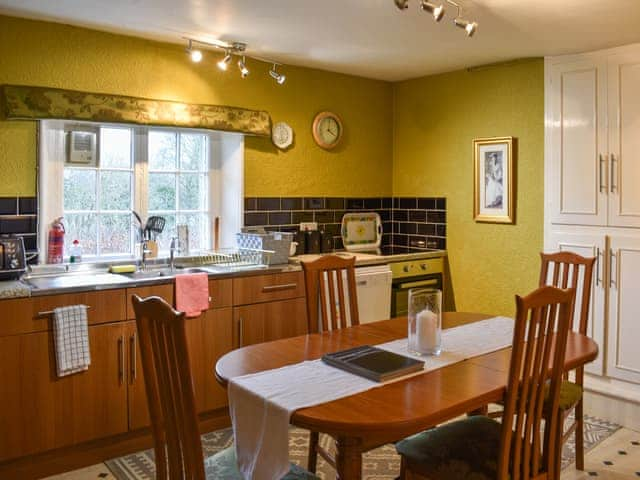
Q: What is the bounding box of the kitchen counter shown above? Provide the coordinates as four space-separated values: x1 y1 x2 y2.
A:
0 249 447 299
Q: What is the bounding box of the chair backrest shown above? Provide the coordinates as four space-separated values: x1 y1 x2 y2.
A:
497 286 575 480
539 251 596 335
132 295 205 480
301 255 359 333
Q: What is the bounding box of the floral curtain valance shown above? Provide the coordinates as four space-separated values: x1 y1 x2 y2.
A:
0 84 271 136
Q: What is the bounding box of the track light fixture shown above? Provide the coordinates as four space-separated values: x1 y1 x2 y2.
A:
269 64 286 85
238 56 249 78
185 40 203 63
183 38 286 83
394 0 477 35
217 50 232 71
448 0 477 36
420 1 445 22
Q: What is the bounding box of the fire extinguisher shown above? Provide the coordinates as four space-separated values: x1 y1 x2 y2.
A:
47 217 65 264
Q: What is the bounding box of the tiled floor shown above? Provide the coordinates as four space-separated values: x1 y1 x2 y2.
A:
44 427 640 479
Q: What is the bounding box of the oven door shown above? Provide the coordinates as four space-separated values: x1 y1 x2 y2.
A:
391 274 443 318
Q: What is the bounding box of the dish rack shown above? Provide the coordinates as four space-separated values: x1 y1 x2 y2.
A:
175 248 272 269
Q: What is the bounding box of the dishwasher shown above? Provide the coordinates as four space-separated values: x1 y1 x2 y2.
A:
353 264 393 323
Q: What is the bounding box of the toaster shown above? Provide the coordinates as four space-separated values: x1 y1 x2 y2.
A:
0 236 27 280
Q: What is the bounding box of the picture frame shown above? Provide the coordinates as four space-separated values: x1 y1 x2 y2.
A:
473 136 515 224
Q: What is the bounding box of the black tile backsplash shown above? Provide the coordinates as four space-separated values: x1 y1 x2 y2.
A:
244 196 446 252
0 196 39 262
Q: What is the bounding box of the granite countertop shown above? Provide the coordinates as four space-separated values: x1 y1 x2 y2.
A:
0 249 447 299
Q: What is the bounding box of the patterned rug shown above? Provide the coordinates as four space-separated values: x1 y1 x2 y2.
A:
105 415 621 479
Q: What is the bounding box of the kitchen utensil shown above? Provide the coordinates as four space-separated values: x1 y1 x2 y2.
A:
132 211 145 241
289 241 298 256
145 216 166 237
214 216 220 251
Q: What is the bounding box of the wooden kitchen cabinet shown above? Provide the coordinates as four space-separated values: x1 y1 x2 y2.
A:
233 297 308 348
0 322 128 461
186 307 234 413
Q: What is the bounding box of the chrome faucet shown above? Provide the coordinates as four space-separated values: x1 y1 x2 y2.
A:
169 237 180 271
140 240 152 271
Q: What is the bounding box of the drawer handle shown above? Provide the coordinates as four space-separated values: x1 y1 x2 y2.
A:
262 283 297 293
37 305 93 317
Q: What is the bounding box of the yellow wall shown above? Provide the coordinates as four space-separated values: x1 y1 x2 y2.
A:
0 15 393 197
393 60 545 316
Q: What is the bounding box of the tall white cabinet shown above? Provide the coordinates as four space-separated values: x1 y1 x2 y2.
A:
545 44 640 414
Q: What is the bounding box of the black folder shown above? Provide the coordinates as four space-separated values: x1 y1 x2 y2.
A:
322 345 424 382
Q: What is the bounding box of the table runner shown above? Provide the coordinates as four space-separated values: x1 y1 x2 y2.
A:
228 316 514 480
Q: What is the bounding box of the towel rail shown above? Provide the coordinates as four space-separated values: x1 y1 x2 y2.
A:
37 305 92 317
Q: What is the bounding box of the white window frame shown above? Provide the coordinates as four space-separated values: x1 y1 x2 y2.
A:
38 120 244 263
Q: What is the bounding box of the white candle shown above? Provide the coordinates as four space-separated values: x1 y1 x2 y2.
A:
416 308 438 352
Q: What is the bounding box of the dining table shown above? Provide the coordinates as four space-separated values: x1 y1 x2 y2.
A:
215 312 599 480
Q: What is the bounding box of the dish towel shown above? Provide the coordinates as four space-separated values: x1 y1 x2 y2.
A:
53 305 91 377
175 272 210 317
228 316 515 480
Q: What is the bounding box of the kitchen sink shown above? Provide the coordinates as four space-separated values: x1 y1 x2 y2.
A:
119 266 208 280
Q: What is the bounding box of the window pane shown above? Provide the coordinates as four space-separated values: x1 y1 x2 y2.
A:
149 173 176 211
149 131 177 170
101 128 132 168
99 214 132 254
178 213 208 252
64 169 96 210
154 214 176 252
180 134 206 171
100 171 132 210
64 213 97 256
179 174 205 210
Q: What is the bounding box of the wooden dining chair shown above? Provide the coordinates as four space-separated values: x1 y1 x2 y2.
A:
300 255 359 473
396 285 575 480
539 251 596 473
131 295 318 480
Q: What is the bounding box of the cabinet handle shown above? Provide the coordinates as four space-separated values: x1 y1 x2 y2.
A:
610 249 618 289
238 317 244 348
262 283 297 293
599 154 608 193
596 248 603 286
117 336 124 384
610 154 618 193
37 305 92 317
130 333 137 383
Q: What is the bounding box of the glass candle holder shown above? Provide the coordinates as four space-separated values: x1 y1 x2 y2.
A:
408 288 442 356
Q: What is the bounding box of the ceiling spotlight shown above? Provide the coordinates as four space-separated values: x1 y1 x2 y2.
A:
238 56 249 78
454 17 477 36
217 50 232 71
185 40 203 63
394 0 409 10
420 1 445 22
269 64 286 85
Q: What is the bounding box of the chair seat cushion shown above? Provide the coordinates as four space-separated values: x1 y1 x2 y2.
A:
557 381 583 410
396 415 502 480
204 446 319 480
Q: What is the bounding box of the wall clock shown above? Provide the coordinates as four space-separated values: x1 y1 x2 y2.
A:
312 111 343 149
272 121 294 149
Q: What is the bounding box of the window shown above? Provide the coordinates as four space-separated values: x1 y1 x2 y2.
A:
63 128 134 257
40 120 244 263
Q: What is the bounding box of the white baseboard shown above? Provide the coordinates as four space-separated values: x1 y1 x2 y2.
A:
584 389 640 429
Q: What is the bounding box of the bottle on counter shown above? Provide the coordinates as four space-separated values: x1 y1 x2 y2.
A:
69 239 83 263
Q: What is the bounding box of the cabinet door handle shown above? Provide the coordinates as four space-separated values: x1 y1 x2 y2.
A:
238 317 244 348
610 249 618 289
610 154 618 193
596 248 603 286
130 333 137 383
599 154 608 193
262 283 297 293
117 336 124 384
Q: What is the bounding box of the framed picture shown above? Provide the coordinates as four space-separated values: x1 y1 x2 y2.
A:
473 136 515 224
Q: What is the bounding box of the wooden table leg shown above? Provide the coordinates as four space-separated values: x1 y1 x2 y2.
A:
335 436 363 480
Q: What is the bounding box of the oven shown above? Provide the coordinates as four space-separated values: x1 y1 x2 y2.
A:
389 257 444 318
